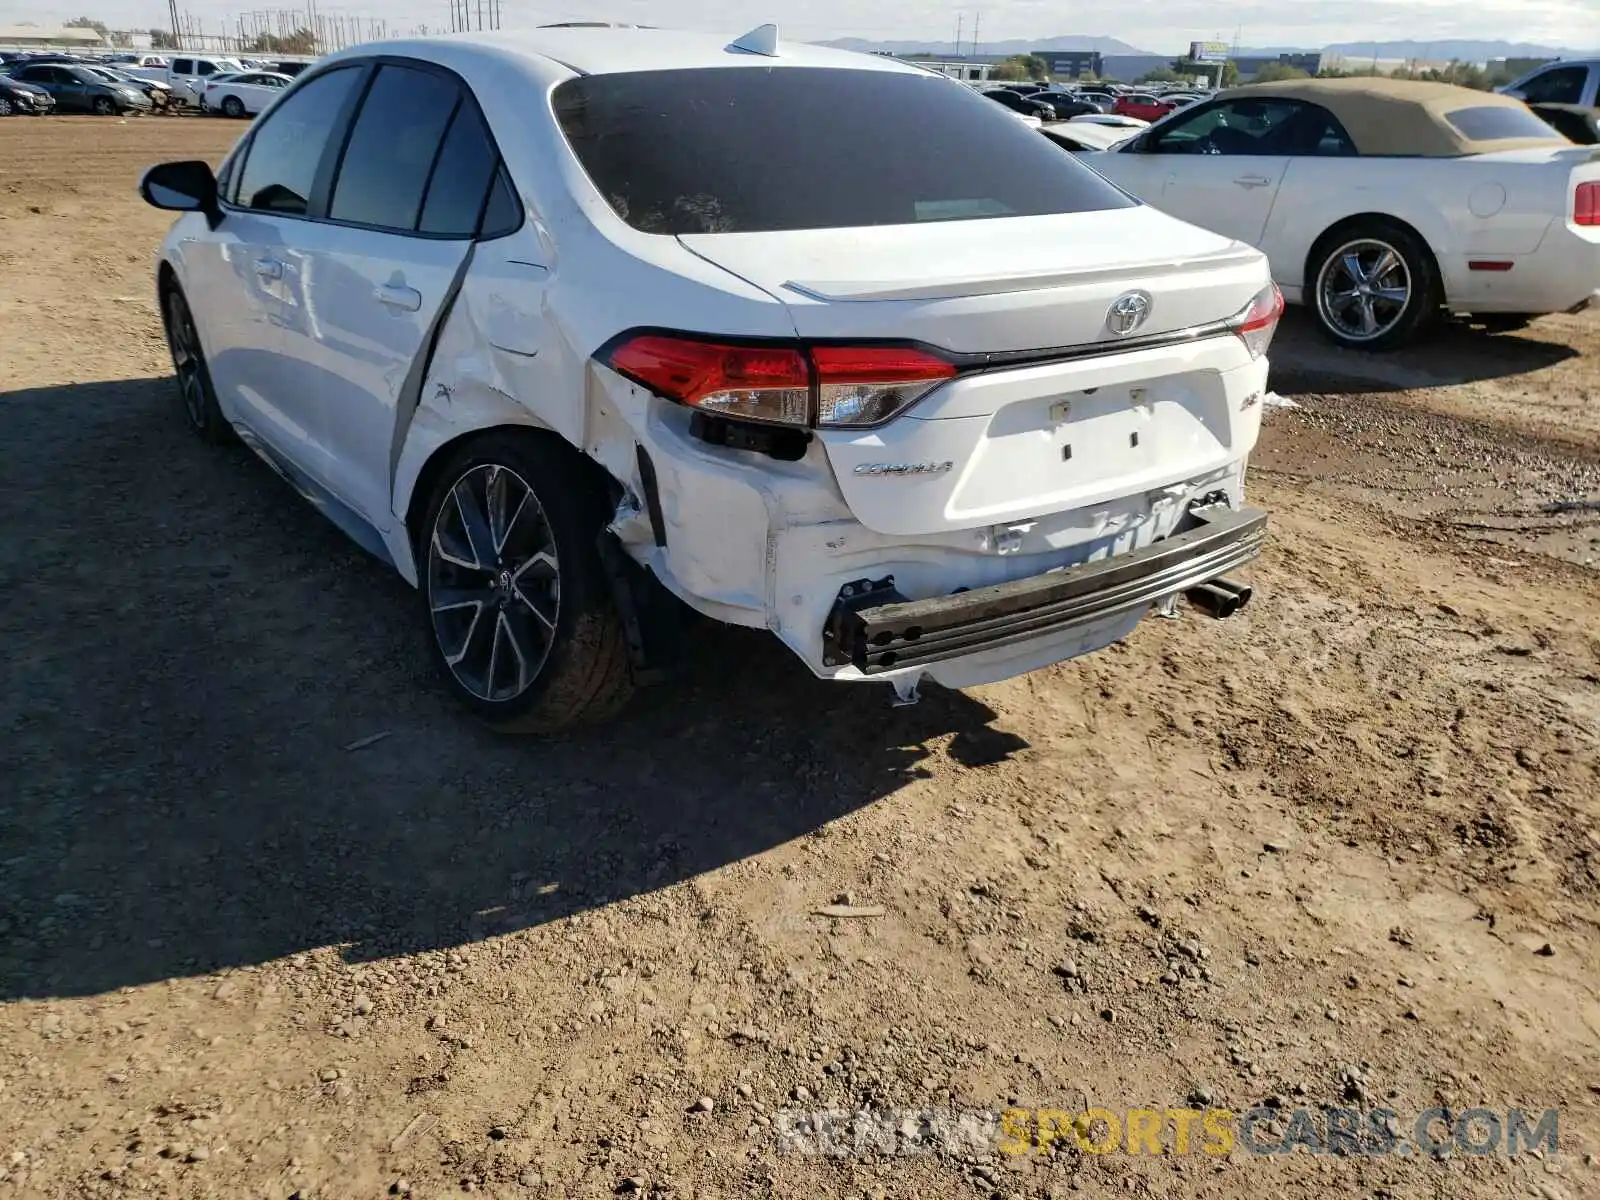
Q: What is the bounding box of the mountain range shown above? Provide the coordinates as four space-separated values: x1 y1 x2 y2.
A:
817 36 1596 61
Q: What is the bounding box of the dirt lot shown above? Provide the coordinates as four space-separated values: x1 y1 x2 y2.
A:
2 117 1598 1200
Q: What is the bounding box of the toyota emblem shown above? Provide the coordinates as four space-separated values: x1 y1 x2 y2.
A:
1106 291 1152 336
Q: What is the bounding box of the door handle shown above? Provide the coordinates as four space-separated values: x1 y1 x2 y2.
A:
374 284 422 312
253 258 282 279
1233 175 1273 189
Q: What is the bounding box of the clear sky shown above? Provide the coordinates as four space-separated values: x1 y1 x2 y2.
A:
6 0 1597 50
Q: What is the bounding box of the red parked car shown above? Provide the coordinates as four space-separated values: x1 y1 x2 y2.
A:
1112 92 1177 122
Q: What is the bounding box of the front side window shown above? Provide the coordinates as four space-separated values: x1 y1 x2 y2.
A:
329 64 460 230
196 61 216 76
235 66 361 215
1147 98 1307 154
1520 66 1586 105
173 58 192 74
553 67 1134 234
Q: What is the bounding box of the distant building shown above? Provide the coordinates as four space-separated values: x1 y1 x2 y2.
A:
0 24 109 49
1317 51 1472 76
881 53 994 83
1100 54 1175 82
1495 56 1557 79
1232 52 1322 81
1033 49 1102 79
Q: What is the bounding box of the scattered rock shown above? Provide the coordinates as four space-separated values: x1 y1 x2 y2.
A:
617 1176 647 1193
352 993 375 1016
317 1067 340 1082
1187 1085 1213 1107
814 904 885 919
1263 841 1291 854
792 1085 812 1102
1535 943 1555 957
690 1096 715 1113
185 1147 210 1163
1516 747 1542 771
735 1083 753 1100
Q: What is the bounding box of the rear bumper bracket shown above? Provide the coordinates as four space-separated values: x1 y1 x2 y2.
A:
821 502 1268 675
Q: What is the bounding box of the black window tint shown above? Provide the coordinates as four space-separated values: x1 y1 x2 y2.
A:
330 65 459 231
1520 66 1586 105
1445 105 1565 142
418 102 499 235
173 58 191 74
235 66 360 215
479 167 521 237
553 67 1134 234
196 61 215 76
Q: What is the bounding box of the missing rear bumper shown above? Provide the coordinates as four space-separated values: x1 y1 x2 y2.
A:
821 503 1267 674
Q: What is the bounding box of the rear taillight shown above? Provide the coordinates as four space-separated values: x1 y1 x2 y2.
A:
1576 181 1599 227
1228 283 1284 361
603 335 957 428
812 345 957 426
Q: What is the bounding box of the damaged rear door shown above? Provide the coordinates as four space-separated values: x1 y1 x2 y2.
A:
281 60 514 533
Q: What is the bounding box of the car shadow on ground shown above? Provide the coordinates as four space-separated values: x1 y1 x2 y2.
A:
1269 308 1580 395
0 377 1029 1001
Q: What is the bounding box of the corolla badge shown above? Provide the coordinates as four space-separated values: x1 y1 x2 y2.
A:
1106 290 1153 336
853 461 954 477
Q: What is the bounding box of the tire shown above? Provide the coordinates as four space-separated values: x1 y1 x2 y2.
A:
221 95 244 119
418 434 635 732
1307 219 1441 351
160 284 231 444
91 96 116 116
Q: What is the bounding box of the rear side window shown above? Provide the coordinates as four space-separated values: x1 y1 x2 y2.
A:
329 65 459 230
418 103 501 235
1445 105 1566 142
553 67 1135 234
235 66 361 214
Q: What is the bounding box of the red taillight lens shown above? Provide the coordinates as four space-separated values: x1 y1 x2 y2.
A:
1228 283 1284 361
604 335 958 428
812 345 957 427
606 334 810 426
1576 181 1599 227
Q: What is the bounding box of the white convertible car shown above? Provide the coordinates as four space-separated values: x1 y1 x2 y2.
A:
138 25 1278 729
1086 78 1600 348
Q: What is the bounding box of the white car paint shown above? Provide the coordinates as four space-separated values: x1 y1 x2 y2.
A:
1088 104 1600 318
201 70 293 114
148 26 1278 709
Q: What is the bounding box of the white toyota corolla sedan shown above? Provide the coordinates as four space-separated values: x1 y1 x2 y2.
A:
140 25 1279 731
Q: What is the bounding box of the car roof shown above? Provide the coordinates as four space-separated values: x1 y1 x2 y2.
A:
317 26 927 80
1215 76 1569 156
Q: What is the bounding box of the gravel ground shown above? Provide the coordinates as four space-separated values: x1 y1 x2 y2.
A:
2 117 1598 1200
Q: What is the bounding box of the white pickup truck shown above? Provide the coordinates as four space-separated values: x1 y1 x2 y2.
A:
123 54 247 105
1498 58 1600 109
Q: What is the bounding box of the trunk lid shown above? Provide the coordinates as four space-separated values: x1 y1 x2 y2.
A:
681 206 1274 538
678 206 1265 353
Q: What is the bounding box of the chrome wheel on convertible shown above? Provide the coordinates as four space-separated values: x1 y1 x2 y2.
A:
1316 239 1410 344
1307 220 1440 352
427 463 561 704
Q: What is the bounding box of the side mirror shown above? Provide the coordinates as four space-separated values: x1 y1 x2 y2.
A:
139 160 219 227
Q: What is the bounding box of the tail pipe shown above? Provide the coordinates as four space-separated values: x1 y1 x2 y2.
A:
1185 576 1254 619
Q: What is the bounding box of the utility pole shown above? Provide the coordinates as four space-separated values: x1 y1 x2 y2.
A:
954 13 962 59
972 11 980 59
167 0 182 48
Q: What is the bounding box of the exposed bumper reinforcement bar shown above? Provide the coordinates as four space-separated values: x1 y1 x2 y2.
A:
822 504 1268 675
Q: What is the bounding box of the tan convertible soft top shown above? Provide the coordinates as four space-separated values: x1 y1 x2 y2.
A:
1215 76 1568 156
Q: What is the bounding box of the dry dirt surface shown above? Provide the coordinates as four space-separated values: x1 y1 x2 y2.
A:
2 117 1599 1200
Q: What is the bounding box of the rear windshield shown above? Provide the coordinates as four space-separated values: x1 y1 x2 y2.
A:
1445 105 1564 142
552 67 1136 234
